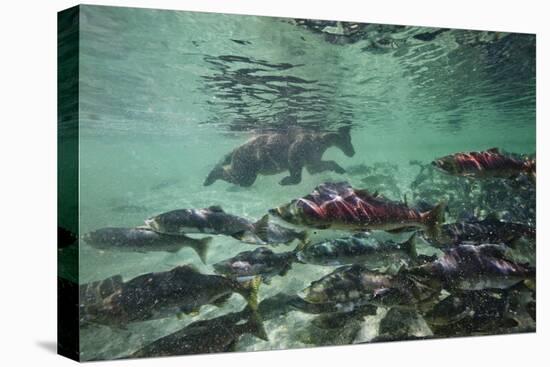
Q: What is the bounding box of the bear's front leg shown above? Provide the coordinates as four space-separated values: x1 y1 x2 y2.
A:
328 161 346 174
236 171 258 187
280 164 303 185
280 175 302 185
281 145 306 185
307 160 346 174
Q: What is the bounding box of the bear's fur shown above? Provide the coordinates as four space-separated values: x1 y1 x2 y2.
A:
204 127 355 187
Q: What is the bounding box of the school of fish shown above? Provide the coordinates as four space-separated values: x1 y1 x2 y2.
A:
79 147 536 360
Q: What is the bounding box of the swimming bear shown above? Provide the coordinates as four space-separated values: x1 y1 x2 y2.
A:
204 126 355 187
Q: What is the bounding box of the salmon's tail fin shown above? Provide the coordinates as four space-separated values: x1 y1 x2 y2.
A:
245 309 269 341
292 239 311 264
297 230 309 243
422 201 446 239
401 232 418 259
250 214 271 244
235 276 262 311
188 236 213 264
524 159 536 184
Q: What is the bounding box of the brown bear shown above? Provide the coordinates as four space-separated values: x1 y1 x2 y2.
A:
204 126 355 187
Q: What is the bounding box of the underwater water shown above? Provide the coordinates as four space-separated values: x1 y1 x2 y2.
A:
62 5 535 361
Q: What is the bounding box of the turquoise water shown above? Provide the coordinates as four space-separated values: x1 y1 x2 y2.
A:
70 5 535 360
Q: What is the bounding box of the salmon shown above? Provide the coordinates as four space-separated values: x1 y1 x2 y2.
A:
432 148 535 181
269 182 445 237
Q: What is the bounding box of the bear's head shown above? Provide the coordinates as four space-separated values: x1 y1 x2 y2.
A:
333 126 355 157
204 165 225 186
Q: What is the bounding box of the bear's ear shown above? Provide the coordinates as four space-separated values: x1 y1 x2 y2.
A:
338 126 351 136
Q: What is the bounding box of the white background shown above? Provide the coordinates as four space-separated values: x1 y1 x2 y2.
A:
0 0 547 365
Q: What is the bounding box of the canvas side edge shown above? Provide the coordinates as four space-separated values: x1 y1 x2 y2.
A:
57 5 81 362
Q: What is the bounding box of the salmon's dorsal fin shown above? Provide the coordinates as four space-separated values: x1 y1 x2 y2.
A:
208 205 225 213
108 274 124 285
478 244 508 259
232 231 265 245
355 188 375 198
253 215 270 239
483 212 501 223
486 147 501 154
176 264 201 274
212 293 232 307
279 263 292 277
